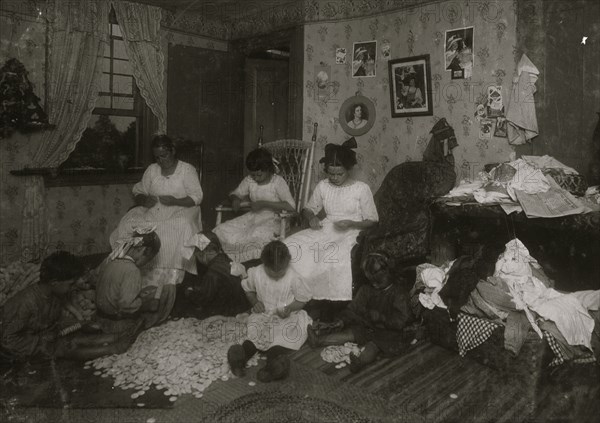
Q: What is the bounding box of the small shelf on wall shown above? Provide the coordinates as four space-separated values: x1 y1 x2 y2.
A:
10 167 145 187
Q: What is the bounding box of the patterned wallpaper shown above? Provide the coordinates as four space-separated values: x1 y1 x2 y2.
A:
0 130 137 264
302 0 518 192
0 5 224 265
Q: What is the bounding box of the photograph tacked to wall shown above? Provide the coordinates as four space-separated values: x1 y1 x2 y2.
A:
352 40 377 77
336 47 347 64
479 118 493 139
315 63 331 101
494 117 508 138
381 40 391 60
487 85 504 118
445 26 474 78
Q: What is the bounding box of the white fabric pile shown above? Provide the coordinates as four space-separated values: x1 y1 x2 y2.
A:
87 316 259 399
494 239 596 349
417 261 455 310
320 342 363 367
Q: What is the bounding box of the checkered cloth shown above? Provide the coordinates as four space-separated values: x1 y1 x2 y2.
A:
543 331 597 367
456 312 597 366
456 313 501 357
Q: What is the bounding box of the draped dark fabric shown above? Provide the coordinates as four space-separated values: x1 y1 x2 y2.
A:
353 120 458 286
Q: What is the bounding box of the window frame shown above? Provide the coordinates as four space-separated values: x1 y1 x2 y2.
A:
48 9 156 187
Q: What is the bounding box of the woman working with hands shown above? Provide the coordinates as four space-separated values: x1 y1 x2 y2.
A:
110 135 203 284
284 138 378 320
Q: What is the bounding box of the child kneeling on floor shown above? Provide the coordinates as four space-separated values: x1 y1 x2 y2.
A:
91 228 168 353
307 251 416 373
227 241 312 382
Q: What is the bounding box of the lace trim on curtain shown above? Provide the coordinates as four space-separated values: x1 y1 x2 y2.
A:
112 1 166 132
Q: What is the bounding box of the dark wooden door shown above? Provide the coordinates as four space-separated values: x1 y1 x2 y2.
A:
243 58 289 159
168 44 245 228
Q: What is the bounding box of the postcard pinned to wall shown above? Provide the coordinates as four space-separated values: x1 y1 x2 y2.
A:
487 86 504 118
445 26 474 79
479 118 493 139
315 63 331 101
335 47 346 64
494 117 508 138
381 40 391 60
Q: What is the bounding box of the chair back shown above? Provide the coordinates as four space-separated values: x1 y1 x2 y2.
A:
175 139 204 184
258 123 318 213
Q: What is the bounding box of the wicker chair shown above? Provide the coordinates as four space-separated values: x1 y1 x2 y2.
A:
215 123 317 239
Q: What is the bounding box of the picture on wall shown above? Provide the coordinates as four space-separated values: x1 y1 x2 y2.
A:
315 64 331 102
487 85 504 118
479 118 493 139
388 54 433 118
352 40 377 77
381 40 391 60
335 47 347 64
339 94 376 136
494 117 508 138
445 26 474 78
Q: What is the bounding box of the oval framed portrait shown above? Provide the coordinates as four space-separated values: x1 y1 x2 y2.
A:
339 95 376 137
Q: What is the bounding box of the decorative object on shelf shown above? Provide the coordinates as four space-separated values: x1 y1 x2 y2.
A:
388 54 433 118
339 93 376 137
0 58 51 138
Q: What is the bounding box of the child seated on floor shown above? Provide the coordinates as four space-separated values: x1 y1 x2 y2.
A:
307 251 416 373
0 251 85 362
227 241 312 382
175 231 251 318
0 251 141 362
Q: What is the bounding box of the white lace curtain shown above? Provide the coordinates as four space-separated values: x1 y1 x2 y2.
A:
112 1 166 132
21 0 166 257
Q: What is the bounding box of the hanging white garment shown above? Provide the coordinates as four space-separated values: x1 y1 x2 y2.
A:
505 54 540 145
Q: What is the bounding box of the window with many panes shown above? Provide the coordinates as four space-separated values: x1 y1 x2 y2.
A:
61 10 147 172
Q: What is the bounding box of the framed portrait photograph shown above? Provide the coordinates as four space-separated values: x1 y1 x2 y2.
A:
445 26 474 78
352 40 377 78
339 94 376 136
388 55 433 118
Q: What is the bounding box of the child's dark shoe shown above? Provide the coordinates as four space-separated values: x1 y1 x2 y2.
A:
227 344 246 377
348 353 366 373
257 355 290 383
307 324 321 349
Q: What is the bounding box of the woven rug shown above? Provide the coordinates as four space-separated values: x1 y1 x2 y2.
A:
204 361 424 423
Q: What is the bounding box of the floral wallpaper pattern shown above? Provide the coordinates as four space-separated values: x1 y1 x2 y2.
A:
0 130 136 264
303 0 517 193
0 6 215 265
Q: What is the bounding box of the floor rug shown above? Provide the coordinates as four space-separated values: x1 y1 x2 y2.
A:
0 359 173 410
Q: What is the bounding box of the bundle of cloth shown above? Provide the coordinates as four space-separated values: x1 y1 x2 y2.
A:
446 155 589 206
411 239 600 365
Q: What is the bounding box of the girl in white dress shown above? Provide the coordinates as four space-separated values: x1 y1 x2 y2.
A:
284 139 378 311
227 241 312 382
214 149 295 263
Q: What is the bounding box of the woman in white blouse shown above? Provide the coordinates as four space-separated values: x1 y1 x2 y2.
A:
110 135 203 286
284 138 378 317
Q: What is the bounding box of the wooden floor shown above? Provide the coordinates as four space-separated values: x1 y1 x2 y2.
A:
289 341 600 423
3 340 598 423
